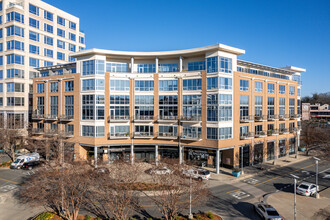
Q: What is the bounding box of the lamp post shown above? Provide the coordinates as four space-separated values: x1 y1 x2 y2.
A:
290 174 299 220
188 174 193 219
314 157 320 199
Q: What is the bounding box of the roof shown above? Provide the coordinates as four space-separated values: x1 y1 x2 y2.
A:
36 62 76 71
238 60 297 75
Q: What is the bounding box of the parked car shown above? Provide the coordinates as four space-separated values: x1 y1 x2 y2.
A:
297 182 319 196
10 153 40 169
21 161 40 170
150 166 172 175
254 202 283 220
182 168 210 180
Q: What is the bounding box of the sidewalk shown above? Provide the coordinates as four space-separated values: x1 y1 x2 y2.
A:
205 152 311 183
266 188 330 220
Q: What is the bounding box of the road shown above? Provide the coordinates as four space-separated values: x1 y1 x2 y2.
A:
0 158 329 220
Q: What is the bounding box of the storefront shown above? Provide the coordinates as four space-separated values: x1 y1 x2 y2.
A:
278 139 286 158
239 145 250 167
289 137 296 155
254 143 264 164
159 146 179 159
267 142 275 161
185 147 216 168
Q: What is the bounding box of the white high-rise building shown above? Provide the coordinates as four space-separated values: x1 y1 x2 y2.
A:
0 0 85 131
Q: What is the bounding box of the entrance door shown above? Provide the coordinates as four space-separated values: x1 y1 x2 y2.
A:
239 145 250 167
267 142 275 161
254 144 263 164
278 140 286 158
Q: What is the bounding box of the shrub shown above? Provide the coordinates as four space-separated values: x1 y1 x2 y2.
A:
207 211 214 219
35 212 54 220
195 215 202 219
85 216 92 220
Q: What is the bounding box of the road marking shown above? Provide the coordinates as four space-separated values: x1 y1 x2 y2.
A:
243 178 259 185
301 171 310 175
323 174 330 179
226 189 240 194
0 177 20 185
230 190 251 200
0 184 18 193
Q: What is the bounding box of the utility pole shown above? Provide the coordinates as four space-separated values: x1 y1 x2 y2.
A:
188 174 193 219
314 157 320 199
290 174 299 220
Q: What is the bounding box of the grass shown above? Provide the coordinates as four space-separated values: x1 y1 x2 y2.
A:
34 212 55 220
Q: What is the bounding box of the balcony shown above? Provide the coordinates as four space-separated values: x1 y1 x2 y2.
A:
134 132 154 139
157 132 178 139
268 115 279 121
108 115 131 122
32 114 44 120
59 115 74 122
134 115 154 122
32 128 44 135
279 114 285 121
157 115 178 122
44 129 58 137
61 131 74 138
240 115 254 123
240 132 254 140
295 114 301 119
284 114 290 120
279 128 289 134
254 115 267 122
44 115 58 121
289 114 296 120
108 132 130 139
289 128 295 133
180 116 202 123
255 131 267 138
267 129 279 136
180 133 202 141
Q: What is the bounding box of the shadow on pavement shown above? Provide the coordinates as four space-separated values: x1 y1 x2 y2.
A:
232 201 263 220
273 183 293 193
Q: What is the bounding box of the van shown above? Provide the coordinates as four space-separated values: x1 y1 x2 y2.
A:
10 153 40 169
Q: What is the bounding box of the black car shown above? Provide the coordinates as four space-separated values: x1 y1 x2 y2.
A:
21 161 40 170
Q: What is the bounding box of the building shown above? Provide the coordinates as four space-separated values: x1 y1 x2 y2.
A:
0 0 85 131
31 44 305 172
302 103 330 121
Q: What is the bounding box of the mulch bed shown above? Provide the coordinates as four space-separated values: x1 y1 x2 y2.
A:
0 160 12 168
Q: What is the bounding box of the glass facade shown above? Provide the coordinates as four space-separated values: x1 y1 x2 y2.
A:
207 77 232 90
207 56 232 73
159 80 178 91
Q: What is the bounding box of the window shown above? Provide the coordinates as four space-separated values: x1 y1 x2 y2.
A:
219 57 232 73
219 127 232 139
29 18 39 28
6 26 24 37
82 79 105 91
110 95 129 119
29 31 39 41
0 29 2 38
188 61 205 71
183 95 202 120
0 56 2 65
240 95 249 119
255 125 263 134
68 44 76 52
7 97 24 106
255 81 263 92
29 4 39 15
44 36 53 45
82 95 105 120
29 44 39 54
57 28 65 38
82 126 105 137
50 82 58 93
37 83 44 93
79 47 84 51
7 40 24 51
207 56 232 73
37 97 44 114
137 64 155 73
135 95 154 119
110 80 130 91
69 21 76 30
183 78 202 90
207 56 218 73
255 96 263 116
57 52 65 61
57 16 65 26
207 128 218 140
44 48 53 58
159 126 177 137
279 85 285 94
29 58 39 67
69 32 76 41
289 86 295 95
44 23 53 33
289 99 295 117
279 98 285 117
268 97 275 116
7 69 24 79
82 60 105 75
50 96 58 117
159 95 178 118
44 10 53 21
0 97 2 106
207 77 232 90
79 36 84 44
159 80 178 91
106 62 128 73
240 126 249 137
44 61 53 67
182 126 201 139
0 43 2 51
7 113 24 129
6 12 24 23
0 70 2 79
240 79 249 91
135 125 153 136
207 94 232 121
268 83 275 93
65 81 74 92
7 54 24 65
65 96 74 117
0 83 2 92
135 80 154 91
57 40 65 49
159 63 179 73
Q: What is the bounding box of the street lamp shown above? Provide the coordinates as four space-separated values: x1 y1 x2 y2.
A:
188 174 193 219
313 157 320 199
290 174 299 220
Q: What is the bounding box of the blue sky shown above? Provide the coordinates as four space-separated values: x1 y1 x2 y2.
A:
44 0 330 97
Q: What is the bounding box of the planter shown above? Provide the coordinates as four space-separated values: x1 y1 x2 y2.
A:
298 147 306 152
232 171 241 177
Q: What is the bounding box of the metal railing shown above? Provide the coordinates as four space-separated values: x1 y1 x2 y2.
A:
268 114 279 121
240 115 254 123
180 133 202 140
32 114 44 120
32 128 44 134
134 132 154 138
61 131 74 138
254 115 267 121
134 115 154 121
158 115 178 121
157 132 178 139
255 131 267 138
59 115 74 121
267 129 279 136
108 132 130 139
279 128 289 134
44 129 58 136
45 115 58 121
240 132 254 140
180 116 202 121
108 115 131 121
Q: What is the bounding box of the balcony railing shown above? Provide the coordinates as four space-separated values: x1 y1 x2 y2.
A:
61 131 74 138
240 132 254 140
134 115 154 121
289 128 295 133
44 129 58 137
240 115 254 123
289 114 295 120
32 128 44 135
279 114 285 120
59 115 74 122
284 114 290 120
180 116 202 122
134 132 154 138
180 133 202 141
108 132 130 139
279 128 289 134
267 129 279 136
295 114 301 119
108 115 131 122
268 114 279 121
158 115 178 121
45 115 58 121
32 114 44 120
157 132 178 139
254 115 267 122
255 131 267 138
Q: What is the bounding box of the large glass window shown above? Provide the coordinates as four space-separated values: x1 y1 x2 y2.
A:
7 83 24 92
44 36 53 45
7 69 24 79
279 85 285 94
82 79 105 91
268 97 275 116
183 78 202 90
182 126 201 139
7 97 24 106
289 98 295 117
7 54 24 65
106 62 128 73
110 125 129 137
7 40 24 51
57 52 65 61
37 97 44 114
240 95 249 119
207 56 232 73
7 113 24 129
82 60 105 75
159 80 178 91
219 127 232 139
44 10 53 21
50 96 58 117
207 94 232 122
29 31 39 41
57 28 65 38
65 96 74 117
82 126 105 137
240 79 249 91
183 95 202 120
50 82 58 93
207 56 218 73
135 95 154 119
65 81 74 92
29 58 39 67
188 61 205 71
255 81 263 92
82 95 104 120
135 125 153 136
29 44 39 54
135 80 154 91
110 79 130 91
44 23 53 33
44 48 53 58
110 95 130 119
279 98 285 117
29 4 39 15
255 96 263 116
57 16 65 26
159 126 177 137
137 64 155 73
207 77 232 90
68 44 76 52
268 83 275 93
37 84 44 93
6 11 24 23
207 127 218 140
6 26 24 37
57 40 65 49
289 86 295 95
29 17 39 28
159 95 178 119
159 63 178 72
69 32 76 41
69 21 76 30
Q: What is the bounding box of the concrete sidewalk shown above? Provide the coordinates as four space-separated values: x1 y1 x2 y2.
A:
266 188 330 220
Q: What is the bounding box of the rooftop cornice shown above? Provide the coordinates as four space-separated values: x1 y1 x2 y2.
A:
237 60 298 75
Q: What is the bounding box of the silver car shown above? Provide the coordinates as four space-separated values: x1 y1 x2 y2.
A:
297 182 318 197
254 202 283 220
150 166 172 175
182 168 211 180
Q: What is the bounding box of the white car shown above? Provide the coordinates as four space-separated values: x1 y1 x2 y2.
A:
182 168 210 180
150 166 172 175
254 202 283 220
297 182 319 196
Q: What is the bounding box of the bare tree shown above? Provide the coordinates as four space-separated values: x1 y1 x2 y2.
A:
143 159 209 220
0 128 24 161
20 162 92 220
85 161 141 220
